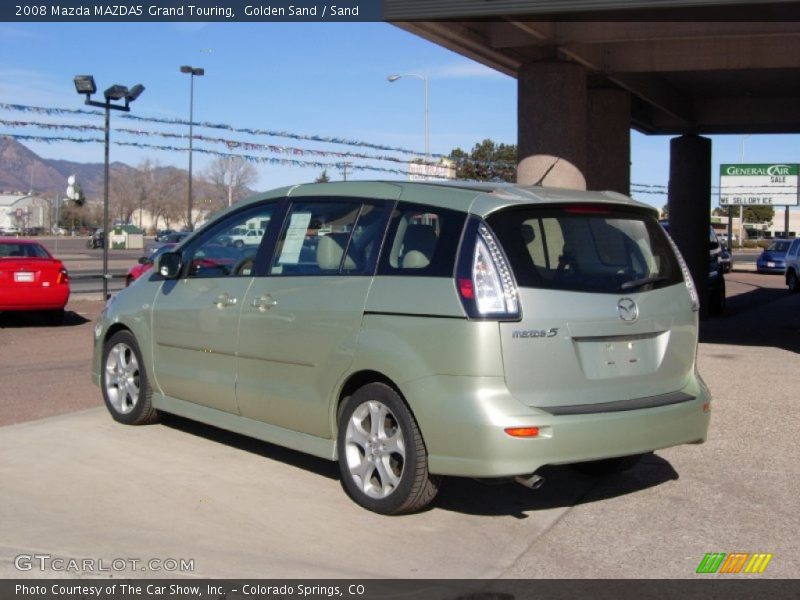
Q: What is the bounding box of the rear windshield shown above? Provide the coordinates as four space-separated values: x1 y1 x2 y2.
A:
0 242 51 259
487 205 682 294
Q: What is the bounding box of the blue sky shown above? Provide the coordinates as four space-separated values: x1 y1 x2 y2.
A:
1 21 798 210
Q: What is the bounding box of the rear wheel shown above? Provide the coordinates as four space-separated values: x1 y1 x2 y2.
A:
788 270 799 293
572 453 645 476
101 330 159 425
337 383 440 514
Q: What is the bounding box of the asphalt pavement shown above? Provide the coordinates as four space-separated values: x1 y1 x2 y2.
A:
0 265 797 579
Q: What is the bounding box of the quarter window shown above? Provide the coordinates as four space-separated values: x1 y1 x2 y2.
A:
378 203 466 277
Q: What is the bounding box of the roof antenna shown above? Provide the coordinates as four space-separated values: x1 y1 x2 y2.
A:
532 158 560 187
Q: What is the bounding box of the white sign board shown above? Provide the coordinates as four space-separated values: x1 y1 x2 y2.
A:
409 162 456 181
720 164 799 206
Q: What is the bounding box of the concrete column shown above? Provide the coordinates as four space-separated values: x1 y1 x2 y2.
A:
668 135 712 319
517 61 587 189
587 88 631 195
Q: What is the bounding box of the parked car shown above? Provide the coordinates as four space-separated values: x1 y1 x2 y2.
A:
756 239 791 274
87 229 104 249
227 227 265 248
0 237 70 323
126 244 176 286
145 231 191 255
154 229 176 242
783 238 800 292
92 182 711 514
718 244 732 273
660 221 726 315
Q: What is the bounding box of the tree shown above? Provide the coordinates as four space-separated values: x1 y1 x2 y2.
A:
315 170 330 183
203 156 258 211
744 205 774 224
449 139 517 182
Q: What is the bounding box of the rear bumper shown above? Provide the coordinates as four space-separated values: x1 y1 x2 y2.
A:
404 373 711 478
0 287 70 311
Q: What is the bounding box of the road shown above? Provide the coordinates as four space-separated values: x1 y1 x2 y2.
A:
0 270 797 579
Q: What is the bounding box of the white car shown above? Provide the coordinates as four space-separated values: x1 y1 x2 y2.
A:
228 228 264 247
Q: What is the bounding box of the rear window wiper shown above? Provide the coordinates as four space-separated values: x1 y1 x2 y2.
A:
620 275 669 291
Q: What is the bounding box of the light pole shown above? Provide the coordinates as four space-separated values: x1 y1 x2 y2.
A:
738 135 750 249
387 73 429 160
180 65 204 231
74 75 144 300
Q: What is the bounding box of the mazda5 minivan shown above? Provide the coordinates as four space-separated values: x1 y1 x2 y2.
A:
92 182 711 514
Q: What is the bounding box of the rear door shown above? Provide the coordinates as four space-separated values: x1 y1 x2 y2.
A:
487 204 697 411
235 199 391 438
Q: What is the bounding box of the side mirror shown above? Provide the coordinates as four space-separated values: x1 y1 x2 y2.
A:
137 256 149 265
158 252 182 279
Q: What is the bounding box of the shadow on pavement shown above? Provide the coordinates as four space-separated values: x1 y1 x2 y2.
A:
701 277 800 354
0 309 88 328
162 413 679 518
435 454 678 518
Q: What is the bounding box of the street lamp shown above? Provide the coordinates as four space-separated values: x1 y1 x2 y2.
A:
74 75 145 300
387 73 429 160
180 65 204 231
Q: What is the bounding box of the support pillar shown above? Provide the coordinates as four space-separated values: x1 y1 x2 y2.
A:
587 88 631 194
668 135 712 320
517 61 587 189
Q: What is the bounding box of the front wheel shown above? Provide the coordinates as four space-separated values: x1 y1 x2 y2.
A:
101 330 159 425
337 383 440 514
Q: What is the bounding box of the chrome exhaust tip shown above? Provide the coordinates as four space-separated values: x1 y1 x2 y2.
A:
514 474 545 490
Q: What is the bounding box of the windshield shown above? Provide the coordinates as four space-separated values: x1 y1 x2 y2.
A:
767 240 791 253
487 205 682 294
0 242 51 259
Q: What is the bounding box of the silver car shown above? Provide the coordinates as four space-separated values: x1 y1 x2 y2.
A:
93 182 711 514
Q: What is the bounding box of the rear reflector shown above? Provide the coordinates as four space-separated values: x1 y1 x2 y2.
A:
458 277 474 299
504 427 540 438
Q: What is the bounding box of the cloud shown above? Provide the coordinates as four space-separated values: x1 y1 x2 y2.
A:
427 61 508 80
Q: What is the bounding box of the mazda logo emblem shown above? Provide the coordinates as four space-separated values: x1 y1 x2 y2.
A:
617 297 639 323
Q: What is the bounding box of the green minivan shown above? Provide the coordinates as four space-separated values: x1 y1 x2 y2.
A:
92 181 711 514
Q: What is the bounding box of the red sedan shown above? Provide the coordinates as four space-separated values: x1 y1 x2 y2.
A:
0 238 70 324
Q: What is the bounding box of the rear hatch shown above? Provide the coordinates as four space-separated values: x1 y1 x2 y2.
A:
485 203 697 411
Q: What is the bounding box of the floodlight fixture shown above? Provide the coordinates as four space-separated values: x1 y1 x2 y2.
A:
74 75 97 95
104 85 129 101
127 84 145 102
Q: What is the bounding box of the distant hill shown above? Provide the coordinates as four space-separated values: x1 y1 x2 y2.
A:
1 137 155 198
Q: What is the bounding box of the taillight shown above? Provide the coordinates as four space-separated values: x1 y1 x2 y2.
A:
457 218 520 320
56 268 69 285
664 233 699 312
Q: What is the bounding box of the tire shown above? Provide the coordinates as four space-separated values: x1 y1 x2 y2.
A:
788 270 799 293
234 240 244 248
101 330 159 425
337 383 440 514
572 453 645 476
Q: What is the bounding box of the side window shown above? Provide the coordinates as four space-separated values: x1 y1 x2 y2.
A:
789 239 800 258
186 205 275 279
270 201 386 276
378 203 466 277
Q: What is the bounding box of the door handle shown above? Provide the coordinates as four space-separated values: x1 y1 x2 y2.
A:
251 295 277 312
213 293 238 309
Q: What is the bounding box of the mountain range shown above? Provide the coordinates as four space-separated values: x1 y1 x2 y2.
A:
1 137 153 198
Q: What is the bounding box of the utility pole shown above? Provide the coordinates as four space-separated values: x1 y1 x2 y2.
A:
340 162 352 181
